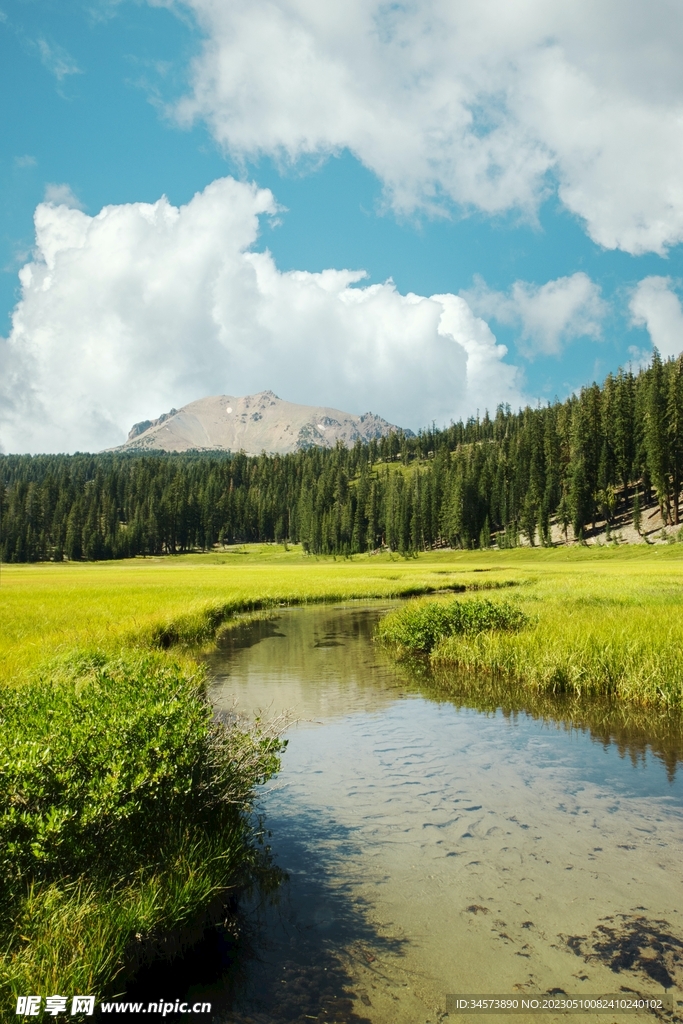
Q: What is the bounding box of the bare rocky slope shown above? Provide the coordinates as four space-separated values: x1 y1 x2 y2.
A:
116 391 411 456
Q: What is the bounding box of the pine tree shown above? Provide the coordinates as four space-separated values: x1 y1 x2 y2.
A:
538 498 551 547
613 368 635 502
366 481 380 551
632 486 642 535
557 493 571 543
570 460 591 541
520 493 537 546
569 397 595 533
644 349 670 522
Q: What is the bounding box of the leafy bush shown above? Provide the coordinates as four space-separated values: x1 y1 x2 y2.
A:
0 653 281 889
376 597 529 653
0 653 283 1004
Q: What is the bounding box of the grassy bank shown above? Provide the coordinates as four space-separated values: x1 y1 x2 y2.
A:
3 543 683 699
376 546 683 706
2 543 683 1012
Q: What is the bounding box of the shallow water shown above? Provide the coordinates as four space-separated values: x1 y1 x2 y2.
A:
201 603 683 1023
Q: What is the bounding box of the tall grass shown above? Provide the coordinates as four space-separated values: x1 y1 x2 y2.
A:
431 602 683 706
375 596 528 652
375 556 683 707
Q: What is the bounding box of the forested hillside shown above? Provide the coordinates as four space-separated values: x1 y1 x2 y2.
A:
2 350 682 562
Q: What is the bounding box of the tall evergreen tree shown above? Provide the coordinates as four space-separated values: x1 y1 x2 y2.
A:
667 355 683 525
644 349 670 521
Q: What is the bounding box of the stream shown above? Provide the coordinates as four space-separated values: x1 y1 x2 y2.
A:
148 602 683 1022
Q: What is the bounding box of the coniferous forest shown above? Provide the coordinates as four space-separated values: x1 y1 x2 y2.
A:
2 351 682 563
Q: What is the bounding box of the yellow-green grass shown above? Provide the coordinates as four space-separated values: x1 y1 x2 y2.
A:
3 542 683 702
0 544 517 684
374 545 683 707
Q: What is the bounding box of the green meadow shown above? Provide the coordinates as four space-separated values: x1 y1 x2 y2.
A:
3 542 683 702
0 545 509 684
2 542 683 1012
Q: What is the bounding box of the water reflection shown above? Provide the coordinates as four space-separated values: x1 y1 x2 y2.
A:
406 662 683 783
206 605 406 725
208 604 683 780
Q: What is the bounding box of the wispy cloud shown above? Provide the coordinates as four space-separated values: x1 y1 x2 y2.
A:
14 155 37 169
43 183 85 210
3 241 33 274
37 38 82 81
85 1 126 26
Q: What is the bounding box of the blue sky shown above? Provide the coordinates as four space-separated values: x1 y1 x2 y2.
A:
2 0 683 451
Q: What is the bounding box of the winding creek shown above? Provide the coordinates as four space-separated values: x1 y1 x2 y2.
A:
149 602 683 1022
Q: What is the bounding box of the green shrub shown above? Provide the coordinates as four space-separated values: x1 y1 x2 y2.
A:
0 652 283 1004
0 653 280 889
376 597 528 653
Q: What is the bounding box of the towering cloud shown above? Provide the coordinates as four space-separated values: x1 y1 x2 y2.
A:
0 178 523 454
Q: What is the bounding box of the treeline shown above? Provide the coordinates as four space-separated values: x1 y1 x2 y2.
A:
1 350 682 562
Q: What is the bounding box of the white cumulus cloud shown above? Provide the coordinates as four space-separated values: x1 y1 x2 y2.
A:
461 272 607 357
629 277 683 360
0 177 524 454
170 0 683 255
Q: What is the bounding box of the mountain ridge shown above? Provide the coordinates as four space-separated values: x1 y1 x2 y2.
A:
115 391 412 456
